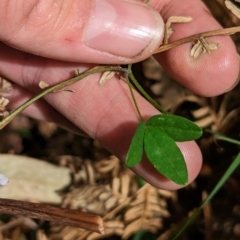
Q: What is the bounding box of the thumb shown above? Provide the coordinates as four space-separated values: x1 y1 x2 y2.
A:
0 0 164 64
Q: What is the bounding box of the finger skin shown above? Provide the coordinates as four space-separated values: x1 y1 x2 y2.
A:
0 42 201 190
148 0 240 96
7 85 85 135
0 0 164 64
1 0 238 95
1 0 238 189
8 72 202 190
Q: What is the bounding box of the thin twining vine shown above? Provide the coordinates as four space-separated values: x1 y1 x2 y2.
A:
1 25 240 129
1 23 240 184
155 26 240 54
127 64 167 114
0 66 126 130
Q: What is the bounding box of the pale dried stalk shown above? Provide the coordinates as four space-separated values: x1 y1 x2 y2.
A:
154 26 240 54
225 0 240 19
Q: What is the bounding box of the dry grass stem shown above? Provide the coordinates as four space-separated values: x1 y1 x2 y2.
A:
155 26 240 54
225 0 240 19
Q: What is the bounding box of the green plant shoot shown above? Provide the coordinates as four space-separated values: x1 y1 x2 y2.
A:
144 125 188 185
126 121 146 167
126 114 202 185
147 114 202 141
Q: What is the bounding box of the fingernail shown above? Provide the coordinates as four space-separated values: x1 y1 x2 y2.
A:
84 0 164 59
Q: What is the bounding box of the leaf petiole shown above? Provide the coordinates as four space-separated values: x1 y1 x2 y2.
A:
126 68 143 121
127 65 167 114
206 129 240 146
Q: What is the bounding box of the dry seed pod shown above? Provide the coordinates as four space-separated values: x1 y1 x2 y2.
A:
99 71 116 85
39 81 49 89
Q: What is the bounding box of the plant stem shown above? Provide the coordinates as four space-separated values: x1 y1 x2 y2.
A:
127 65 167 114
2 25 240 130
216 135 240 146
206 129 240 146
154 26 240 54
126 74 143 121
171 152 240 240
0 65 126 130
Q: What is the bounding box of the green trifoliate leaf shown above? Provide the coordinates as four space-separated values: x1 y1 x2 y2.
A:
146 114 202 141
144 126 188 185
126 121 146 167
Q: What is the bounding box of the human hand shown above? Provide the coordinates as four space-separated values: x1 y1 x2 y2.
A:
0 0 239 190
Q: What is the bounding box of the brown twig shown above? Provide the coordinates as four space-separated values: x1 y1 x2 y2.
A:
0 198 104 234
154 26 240 54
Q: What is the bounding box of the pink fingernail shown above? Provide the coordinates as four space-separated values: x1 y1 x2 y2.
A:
84 0 164 59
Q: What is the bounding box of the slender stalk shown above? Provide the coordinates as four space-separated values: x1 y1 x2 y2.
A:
205 129 240 146
0 66 126 130
126 65 143 121
128 65 167 114
0 198 104 234
171 152 240 240
154 26 240 54
215 134 240 146
2 26 240 130
126 76 143 121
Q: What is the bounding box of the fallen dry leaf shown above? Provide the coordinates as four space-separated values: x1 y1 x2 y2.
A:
0 154 71 203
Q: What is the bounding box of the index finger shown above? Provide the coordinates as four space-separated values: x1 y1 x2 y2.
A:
148 0 240 96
